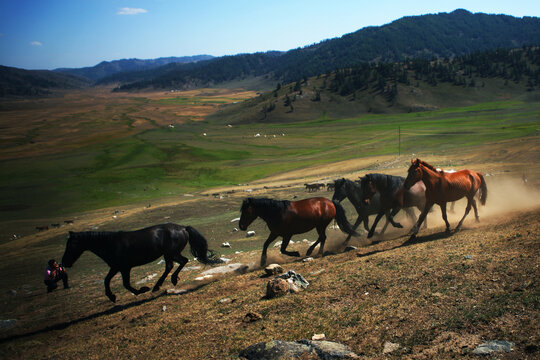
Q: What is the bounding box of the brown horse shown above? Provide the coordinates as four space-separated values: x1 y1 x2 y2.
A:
239 197 358 266
404 159 487 239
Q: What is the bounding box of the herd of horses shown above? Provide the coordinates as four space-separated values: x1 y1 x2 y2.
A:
61 159 487 302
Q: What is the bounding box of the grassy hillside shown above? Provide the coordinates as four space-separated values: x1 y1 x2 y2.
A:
0 177 538 359
0 93 538 224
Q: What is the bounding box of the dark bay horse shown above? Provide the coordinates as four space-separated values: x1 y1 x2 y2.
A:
239 197 358 266
332 178 417 241
404 159 487 238
360 173 427 238
62 223 220 302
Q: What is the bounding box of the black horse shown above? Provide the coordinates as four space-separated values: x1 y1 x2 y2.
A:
359 173 427 238
332 178 416 242
62 223 220 302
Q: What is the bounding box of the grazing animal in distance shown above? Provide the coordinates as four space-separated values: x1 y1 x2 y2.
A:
404 159 487 239
239 197 358 266
61 223 220 302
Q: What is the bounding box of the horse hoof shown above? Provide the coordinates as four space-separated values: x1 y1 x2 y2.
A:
108 294 117 303
139 286 150 294
152 286 160 292
292 251 300 257
171 278 178 286
445 228 451 233
395 223 403 228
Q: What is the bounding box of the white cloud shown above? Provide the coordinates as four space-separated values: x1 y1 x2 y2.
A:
117 7 147 15
30 41 42 46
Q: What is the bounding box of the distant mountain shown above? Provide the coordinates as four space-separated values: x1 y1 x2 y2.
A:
114 9 540 91
0 65 91 97
54 55 214 82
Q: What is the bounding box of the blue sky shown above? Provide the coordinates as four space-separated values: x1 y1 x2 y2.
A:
1 0 539 70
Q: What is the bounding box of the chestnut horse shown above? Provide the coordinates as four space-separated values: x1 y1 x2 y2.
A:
404 159 487 239
239 197 358 266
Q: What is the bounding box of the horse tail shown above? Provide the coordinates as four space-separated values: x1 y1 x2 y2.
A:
332 200 359 236
478 173 487 206
185 226 221 265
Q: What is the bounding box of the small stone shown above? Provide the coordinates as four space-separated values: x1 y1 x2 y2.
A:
312 333 326 341
383 341 400 354
166 289 188 295
162 305 167 312
302 257 314 262
219 298 232 304
265 264 283 276
246 231 256 237
221 242 231 248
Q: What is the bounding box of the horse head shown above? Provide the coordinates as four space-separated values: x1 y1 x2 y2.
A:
360 175 377 204
239 198 257 231
331 178 347 202
404 158 423 190
61 231 86 267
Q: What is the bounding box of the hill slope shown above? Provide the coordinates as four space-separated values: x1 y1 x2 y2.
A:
114 9 540 91
54 55 214 82
0 176 538 359
0 65 92 98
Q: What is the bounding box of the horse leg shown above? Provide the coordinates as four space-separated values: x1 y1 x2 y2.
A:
260 233 278 267
439 203 451 233
170 255 189 286
409 203 433 239
104 268 119 303
471 198 480 222
367 211 386 238
307 227 328 256
280 235 300 258
455 197 473 231
344 215 363 243
120 268 150 296
152 258 174 292
387 207 403 229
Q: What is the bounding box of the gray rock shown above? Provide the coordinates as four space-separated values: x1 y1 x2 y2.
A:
0 319 17 329
239 339 360 359
472 340 514 355
200 263 248 276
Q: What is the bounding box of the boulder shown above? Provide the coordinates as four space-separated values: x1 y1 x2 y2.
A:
472 340 514 355
239 339 360 359
266 278 290 299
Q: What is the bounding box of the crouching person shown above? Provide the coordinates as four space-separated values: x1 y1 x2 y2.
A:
44 259 69 293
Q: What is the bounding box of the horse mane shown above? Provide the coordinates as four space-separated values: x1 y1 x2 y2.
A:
71 231 122 243
417 159 438 172
365 173 405 189
242 197 290 218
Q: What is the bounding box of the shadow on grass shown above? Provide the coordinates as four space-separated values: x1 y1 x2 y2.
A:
356 230 455 259
0 280 214 344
